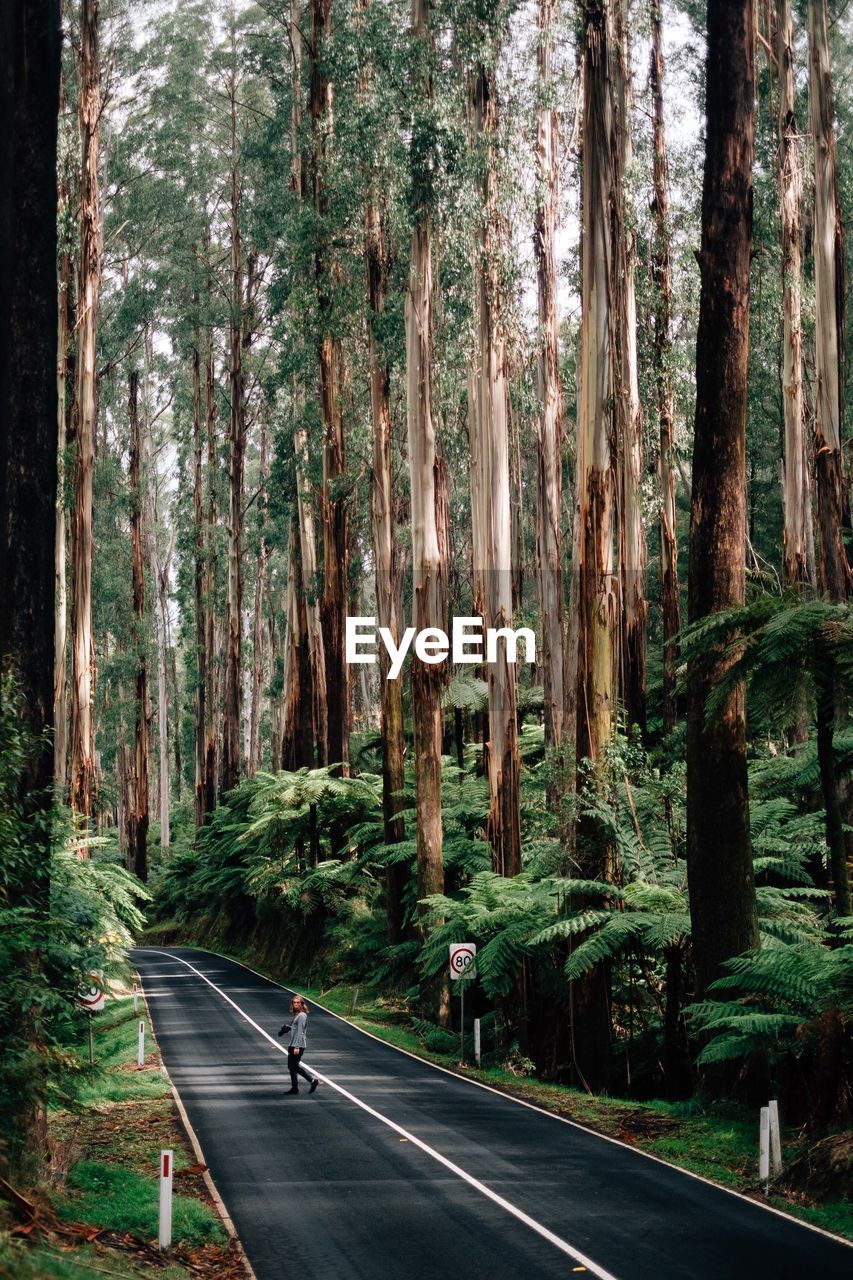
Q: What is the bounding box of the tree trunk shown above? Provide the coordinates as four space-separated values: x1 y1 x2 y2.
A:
777 0 812 589
0 0 61 1181
291 0 328 766
468 61 522 878
128 371 149 881
650 0 680 736
686 0 759 1004
575 0 616 775
613 0 646 735
407 0 448 1021
569 0 618 1093
309 0 349 774
202 323 218 817
54 237 71 788
71 0 101 831
365 185 407 941
249 419 269 776
534 0 565 754
145 394 173 850
192 324 207 826
222 46 245 796
281 516 316 770
809 0 850 603
267 579 283 771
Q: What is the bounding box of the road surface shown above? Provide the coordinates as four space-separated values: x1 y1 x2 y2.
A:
133 946 851 1280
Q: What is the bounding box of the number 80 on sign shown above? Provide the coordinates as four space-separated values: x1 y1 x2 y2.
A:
449 943 477 981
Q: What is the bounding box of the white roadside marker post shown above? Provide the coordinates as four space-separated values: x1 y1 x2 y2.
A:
759 1106 770 1194
137 1019 145 1068
158 1149 173 1250
474 1017 481 1067
768 1099 782 1177
132 982 139 1014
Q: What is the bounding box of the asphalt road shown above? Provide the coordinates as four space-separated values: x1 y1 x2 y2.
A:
133 946 852 1280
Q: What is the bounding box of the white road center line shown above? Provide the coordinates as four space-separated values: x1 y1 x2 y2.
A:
139 948 619 1280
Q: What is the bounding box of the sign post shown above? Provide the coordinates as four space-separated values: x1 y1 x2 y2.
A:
158 1149 173 1250
449 944 477 1064
77 971 105 1067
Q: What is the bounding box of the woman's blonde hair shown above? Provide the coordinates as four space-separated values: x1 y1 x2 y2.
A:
291 994 309 1013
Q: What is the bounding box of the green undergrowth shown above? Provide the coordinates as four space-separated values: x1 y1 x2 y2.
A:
3 994 235 1280
51 997 225 1245
181 942 851 1243
0 1233 196 1280
58 1161 219 1245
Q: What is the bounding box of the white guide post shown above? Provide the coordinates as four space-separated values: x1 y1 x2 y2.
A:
759 1106 770 1194
158 1149 173 1250
768 1099 782 1177
132 982 139 1014
474 1018 481 1067
137 1019 145 1068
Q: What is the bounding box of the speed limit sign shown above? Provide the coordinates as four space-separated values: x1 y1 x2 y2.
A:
449 943 477 981
77 971 106 1013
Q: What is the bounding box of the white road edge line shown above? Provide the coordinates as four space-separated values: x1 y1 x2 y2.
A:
177 944 853 1253
137 948 619 1280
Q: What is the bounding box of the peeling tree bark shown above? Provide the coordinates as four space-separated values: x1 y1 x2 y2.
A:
309 0 349 774
289 0 328 766
192 315 209 827
568 0 619 1092
202 319 218 817
613 0 646 735
809 0 849 603
55 215 72 788
366 185 407 940
127 371 149 881
777 0 812 590
575 0 616 774
248 419 269 776
649 0 680 736
534 0 565 754
687 0 759 1004
468 60 522 878
143 352 173 851
407 0 448 1018
221 36 246 795
808 0 851 917
71 0 101 832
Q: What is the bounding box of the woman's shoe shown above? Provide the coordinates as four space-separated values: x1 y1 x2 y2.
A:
284 1088 299 1094
309 1078 319 1094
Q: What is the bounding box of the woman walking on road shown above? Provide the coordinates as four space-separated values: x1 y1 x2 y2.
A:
279 995 320 1095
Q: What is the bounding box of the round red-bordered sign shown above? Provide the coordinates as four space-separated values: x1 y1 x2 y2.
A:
77 973 106 1013
449 943 477 980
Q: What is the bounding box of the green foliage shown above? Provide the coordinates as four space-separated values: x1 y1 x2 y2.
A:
691 939 853 1068
0 692 148 1171
58 1160 224 1245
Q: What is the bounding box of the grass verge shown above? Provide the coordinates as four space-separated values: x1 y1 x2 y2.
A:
1 990 248 1280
